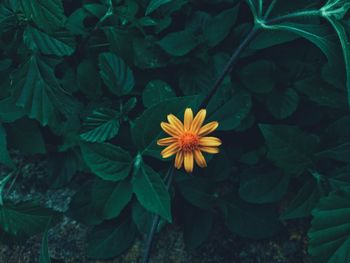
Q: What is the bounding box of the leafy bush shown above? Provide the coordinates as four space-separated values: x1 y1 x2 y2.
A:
0 0 350 262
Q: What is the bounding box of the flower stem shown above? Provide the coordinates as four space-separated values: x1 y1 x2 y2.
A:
200 26 259 108
142 166 174 263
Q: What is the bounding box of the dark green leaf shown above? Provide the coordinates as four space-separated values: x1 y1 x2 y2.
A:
0 97 26 123
46 151 80 188
24 26 76 56
158 30 198 56
203 6 239 47
176 174 215 209
6 118 46 154
80 108 120 143
0 201 60 238
207 90 252 131
240 60 276 93
326 17 350 105
132 162 172 222
81 142 132 182
146 0 171 15
0 124 14 168
11 55 78 126
308 188 350 263
87 218 137 259
19 0 66 33
142 80 175 108
183 206 213 249
98 52 134 96
281 175 327 220
219 193 282 239
239 168 290 204
265 88 299 119
76 59 102 98
102 179 133 220
259 124 319 176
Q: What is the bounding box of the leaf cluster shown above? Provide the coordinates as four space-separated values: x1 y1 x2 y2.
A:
0 0 349 262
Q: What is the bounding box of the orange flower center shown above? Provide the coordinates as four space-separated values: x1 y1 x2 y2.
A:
178 132 199 152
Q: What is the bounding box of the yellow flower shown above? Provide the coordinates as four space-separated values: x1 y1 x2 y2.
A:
157 108 221 173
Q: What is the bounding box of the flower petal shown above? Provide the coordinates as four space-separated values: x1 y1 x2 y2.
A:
194 149 207 168
167 114 184 133
184 151 194 173
161 122 180 137
199 137 222 147
157 137 177 146
198 121 219 136
200 146 220 154
161 143 179 158
174 150 184 169
191 109 206 134
184 108 193 131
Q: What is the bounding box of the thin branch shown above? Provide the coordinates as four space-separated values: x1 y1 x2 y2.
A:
200 26 259 108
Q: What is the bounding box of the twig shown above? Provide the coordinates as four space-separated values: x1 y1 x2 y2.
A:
200 26 259 108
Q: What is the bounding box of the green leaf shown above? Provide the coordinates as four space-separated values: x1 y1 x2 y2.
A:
6 118 46 154
131 95 201 157
132 162 172 222
207 90 252 131
294 77 347 109
158 30 199 56
281 175 327 220
203 6 239 47
259 124 319 176
0 97 26 123
67 179 111 225
46 151 81 189
0 201 60 238
316 142 350 162
179 61 215 95
98 52 134 96
81 142 132 182
76 59 102 98
87 218 137 259
39 231 51 263
248 30 300 51
133 37 168 69
11 55 78 126
308 188 350 263
19 0 66 33
132 200 154 235
219 193 282 239
265 88 299 119
239 168 290 204
0 124 14 168
267 23 344 89
102 179 133 220
326 18 350 105
183 206 213 249
23 26 76 56
142 80 175 108
0 4 16 32
240 60 276 93
146 0 171 15
80 108 120 143
176 174 215 209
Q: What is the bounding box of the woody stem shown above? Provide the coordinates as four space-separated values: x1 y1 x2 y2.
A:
200 26 259 108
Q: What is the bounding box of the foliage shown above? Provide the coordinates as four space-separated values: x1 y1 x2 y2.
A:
0 0 349 262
